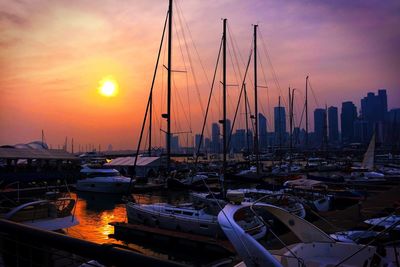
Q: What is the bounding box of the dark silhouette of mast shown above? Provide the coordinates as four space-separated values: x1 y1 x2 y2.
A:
289 87 292 161
166 0 172 172
148 87 152 156
222 18 227 178
289 87 295 165
244 83 250 154
253 24 260 174
305 75 309 148
278 96 282 155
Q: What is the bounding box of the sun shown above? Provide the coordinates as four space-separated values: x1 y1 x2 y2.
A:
98 77 119 97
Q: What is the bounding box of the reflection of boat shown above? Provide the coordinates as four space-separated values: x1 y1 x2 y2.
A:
1 197 78 231
77 167 133 194
77 191 124 211
218 202 399 267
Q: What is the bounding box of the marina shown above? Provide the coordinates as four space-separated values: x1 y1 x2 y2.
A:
1 0 400 266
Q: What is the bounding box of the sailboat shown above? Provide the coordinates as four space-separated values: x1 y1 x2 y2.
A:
348 133 386 183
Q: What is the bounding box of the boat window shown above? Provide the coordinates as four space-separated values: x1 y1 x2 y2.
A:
199 224 208 229
182 211 193 216
84 171 120 178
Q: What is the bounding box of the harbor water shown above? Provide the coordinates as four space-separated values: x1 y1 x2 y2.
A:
66 191 228 266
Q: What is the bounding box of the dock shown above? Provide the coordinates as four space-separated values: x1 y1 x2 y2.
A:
110 222 236 254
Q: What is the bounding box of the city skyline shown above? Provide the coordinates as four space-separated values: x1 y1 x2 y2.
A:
1 0 399 149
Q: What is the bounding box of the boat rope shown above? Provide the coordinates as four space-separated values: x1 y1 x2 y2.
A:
249 196 306 266
286 192 342 232
128 10 169 193
226 48 253 150
194 38 223 166
257 49 273 130
200 179 255 264
307 76 320 108
173 16 192 134
258 30 287 108
334 218 400 267
176 1 213 128
352 206 400 242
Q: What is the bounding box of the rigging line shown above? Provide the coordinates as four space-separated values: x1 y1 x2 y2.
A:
227 48 253 150
295 90 306 129
172 75 191 132
153 104 162 147
175 0 211 87
248 200 306 266
175 2 206 118
194 38 223 166
129 10 169 192
227 23 254 88
227 23 244 86
334 218 400 267
171 85 181 135
307 77 320 108
258 30 288 107
226 37 242 117
199 179 255 261
228 23 256 120
172 16 192 132
245 84 256 134
257 48 272 128
227 24 256 130
160 22 168 146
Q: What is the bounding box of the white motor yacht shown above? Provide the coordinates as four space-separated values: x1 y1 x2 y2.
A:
218 202 399 267
77 167 133 194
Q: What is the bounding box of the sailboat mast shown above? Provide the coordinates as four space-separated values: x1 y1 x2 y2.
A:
244 84 250 154
253 24 260 174
166 0 172 172
289 87 292 160
149 88 152 156
222 18 227 177
278 96 282 153
305 75 309 148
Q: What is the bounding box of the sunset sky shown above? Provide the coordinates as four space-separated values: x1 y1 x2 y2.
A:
0 0 399 151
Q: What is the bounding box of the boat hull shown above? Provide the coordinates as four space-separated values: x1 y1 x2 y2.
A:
126 202 224 238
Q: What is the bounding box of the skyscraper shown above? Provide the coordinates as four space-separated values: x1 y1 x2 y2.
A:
341 101 357 144
171 135 179 153
232 129 246 152
328 106 339 144
274 106 286 146
211 123 220 153
258 113 267 150
194 134 203 153
360 89 388 141
314 108 326 146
